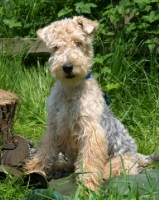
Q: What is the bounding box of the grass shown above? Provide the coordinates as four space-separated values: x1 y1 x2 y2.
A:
0 45 159 199
0 54 53 141
0 176 31 200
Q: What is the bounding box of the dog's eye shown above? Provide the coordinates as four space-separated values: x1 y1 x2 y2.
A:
75 41 82 47
53 46 59 52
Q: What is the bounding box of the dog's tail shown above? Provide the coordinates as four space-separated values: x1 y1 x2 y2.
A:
137 152 159 167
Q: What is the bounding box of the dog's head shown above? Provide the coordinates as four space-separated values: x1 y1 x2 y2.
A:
37 16 98 86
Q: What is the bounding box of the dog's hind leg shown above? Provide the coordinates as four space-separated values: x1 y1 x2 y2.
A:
137 152 159 166
102 152 159 180
103 154 139 180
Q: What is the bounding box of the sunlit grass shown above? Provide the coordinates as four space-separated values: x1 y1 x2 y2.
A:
0 54 53 140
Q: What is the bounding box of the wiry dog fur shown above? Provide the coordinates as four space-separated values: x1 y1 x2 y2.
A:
25 16 159 191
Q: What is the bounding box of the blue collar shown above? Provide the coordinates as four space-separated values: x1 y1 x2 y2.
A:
102 92 111 106
85 71 92 80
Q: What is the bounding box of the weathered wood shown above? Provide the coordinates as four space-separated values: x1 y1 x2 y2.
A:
0 89 19 146
0 38 48 56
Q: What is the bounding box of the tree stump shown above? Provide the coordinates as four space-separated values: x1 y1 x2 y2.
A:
0 89 18 147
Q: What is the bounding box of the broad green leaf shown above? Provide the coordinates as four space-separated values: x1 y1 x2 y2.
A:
126 22 136 34
74 2 96 14
58 8 73 17
101 67 111 74
102 83 120 92
106 32 115 36
148 43 155 52
81 5 91 14
3 19 22 28
87 3 97 8
74 2 84 7
0 7 3 15
25 189 71 200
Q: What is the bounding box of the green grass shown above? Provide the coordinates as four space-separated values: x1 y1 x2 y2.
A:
0 176 31 200
0 47 159 199
0 54 53 141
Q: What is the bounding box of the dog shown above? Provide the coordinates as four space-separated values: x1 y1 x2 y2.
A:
25 16 159 191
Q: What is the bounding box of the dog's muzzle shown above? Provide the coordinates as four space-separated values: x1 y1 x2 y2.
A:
63 64 75 79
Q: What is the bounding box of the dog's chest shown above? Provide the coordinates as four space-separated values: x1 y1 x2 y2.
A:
52 89 81 126
49 81 104 130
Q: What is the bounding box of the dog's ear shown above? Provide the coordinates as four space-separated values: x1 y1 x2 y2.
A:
73 16 99 35
37 26 49 43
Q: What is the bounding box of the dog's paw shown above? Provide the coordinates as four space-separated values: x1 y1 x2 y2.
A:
52 160 74 179
76 173 100 191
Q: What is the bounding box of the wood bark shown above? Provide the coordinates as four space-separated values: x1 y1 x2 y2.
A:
0 89 18 147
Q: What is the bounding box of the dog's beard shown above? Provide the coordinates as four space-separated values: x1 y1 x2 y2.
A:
51 67 89 87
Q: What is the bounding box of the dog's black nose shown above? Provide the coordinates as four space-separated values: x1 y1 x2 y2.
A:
63 64 73 74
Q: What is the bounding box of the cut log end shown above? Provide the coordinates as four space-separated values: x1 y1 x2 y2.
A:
0 89 18 105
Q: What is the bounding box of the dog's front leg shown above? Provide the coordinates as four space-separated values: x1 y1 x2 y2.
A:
25 121 58 176
75 119 108 191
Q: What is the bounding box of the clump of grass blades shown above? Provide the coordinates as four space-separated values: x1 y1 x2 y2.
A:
97 41 159 156
0 54 53 140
